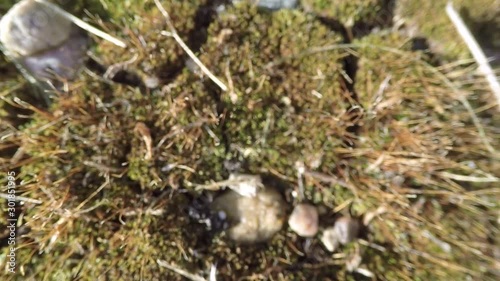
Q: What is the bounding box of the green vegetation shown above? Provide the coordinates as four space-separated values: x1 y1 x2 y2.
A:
0 0 498 280
302 0 385 27
396 0 500 61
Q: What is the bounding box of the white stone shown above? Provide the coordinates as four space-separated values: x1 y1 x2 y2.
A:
321 227 340 252
321 216 361 252
227 173 263 197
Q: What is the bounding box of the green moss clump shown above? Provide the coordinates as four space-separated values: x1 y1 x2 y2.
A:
200 4 350 183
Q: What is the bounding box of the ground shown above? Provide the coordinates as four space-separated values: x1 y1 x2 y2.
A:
0 0 499 280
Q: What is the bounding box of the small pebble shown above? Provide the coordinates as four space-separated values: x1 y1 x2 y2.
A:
233 0 298 10
334 216 360 245
321 216 360 252
144 76 160 89
288 203 319 237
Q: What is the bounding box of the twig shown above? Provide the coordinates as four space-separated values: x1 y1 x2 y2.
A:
122 208 165 217
303 170 359 198
437 171 499 183
83 161 124 173
195 174 263 197
157 259 206 281
209 264 217 281
134 122 153 160
446 2 500 111
303 170 350 189
295 161 305 200
0 193 42 204
154 0 227 92
34 0 127 48
75 176 109 210
362 206 387 226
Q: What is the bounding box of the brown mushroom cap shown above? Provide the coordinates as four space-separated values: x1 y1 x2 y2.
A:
288 203 319 237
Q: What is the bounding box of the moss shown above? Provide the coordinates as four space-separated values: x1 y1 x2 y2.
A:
55 0 109 18
13 195 194 280
0 0 17 13
302 0 386 27
0 0 498 280
396 0 500 61
200 4 349 180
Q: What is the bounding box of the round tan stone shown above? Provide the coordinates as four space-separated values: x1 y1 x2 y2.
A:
211 188 286 243
288 203 319 237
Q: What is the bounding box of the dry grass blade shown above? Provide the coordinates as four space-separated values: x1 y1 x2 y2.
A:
154 0 228 92
0 193 42 204
446 2 500 111
302 43 498 154
157 259 207 281
437 171 499 183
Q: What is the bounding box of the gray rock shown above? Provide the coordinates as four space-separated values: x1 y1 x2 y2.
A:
20 27 89 81
0 0 89 82
0 0 73 57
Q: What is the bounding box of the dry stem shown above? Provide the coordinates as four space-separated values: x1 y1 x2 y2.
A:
157 259 207 281
446 2 500 111
154 0 228 92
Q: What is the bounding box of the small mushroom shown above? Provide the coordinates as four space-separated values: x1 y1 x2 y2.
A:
321 216 361 252
288 203 319 237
